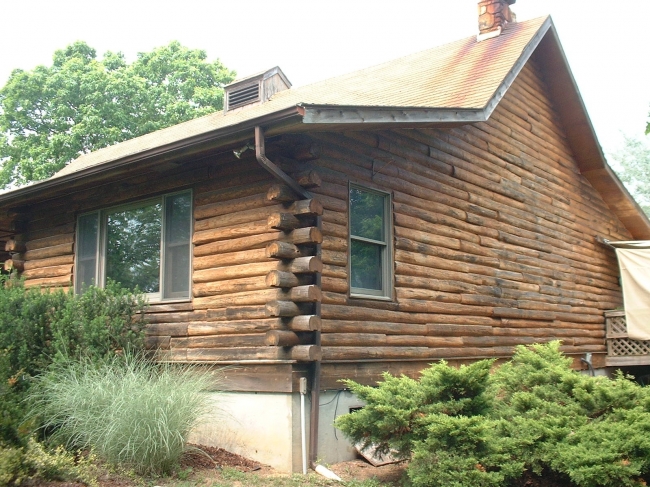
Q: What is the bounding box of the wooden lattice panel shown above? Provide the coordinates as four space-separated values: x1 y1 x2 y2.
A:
607 314 628 337
608 338 650 357
605 311 650 357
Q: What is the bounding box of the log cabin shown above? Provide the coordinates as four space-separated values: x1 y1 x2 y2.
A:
1 1 649 471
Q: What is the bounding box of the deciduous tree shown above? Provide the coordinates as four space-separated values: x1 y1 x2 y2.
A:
612 135 650 216
0 41 235 187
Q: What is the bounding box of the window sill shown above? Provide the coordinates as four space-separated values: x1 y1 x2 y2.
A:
145 297 192 305
349 293 393 302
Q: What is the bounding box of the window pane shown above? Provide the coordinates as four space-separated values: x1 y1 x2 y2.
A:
351 239 383 291
350 188 385 242
105 202 162 293
164 193 191 297
165 245 190 296
165 193 191 244
76 213 99 293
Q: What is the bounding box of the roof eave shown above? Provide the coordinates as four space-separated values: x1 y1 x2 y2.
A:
0 106 305 206
298 19 555 128
535 21 650 239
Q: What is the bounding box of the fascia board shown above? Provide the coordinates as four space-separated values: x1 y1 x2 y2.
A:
301 106 486 125
537 21 650 238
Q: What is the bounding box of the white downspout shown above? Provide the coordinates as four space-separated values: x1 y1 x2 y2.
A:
300 377 308 475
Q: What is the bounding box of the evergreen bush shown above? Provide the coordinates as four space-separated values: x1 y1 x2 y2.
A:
0 437 97 487
336 342 650 487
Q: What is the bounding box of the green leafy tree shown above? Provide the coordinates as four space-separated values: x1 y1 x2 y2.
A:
0 41 235 187
612 136 650 216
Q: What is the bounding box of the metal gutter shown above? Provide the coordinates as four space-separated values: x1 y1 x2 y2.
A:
301 106 486 125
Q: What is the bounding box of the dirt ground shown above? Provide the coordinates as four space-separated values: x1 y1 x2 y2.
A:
176 446 583 487
28 444 407 486
179 445 407 485
27 444 590 487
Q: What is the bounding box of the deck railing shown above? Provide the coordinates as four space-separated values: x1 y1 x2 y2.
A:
605 310 650 366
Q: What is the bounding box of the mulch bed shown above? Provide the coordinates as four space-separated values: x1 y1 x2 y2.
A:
180 443 263 471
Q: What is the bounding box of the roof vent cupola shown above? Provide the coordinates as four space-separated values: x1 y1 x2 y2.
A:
477 0 517 42
224 67 291 113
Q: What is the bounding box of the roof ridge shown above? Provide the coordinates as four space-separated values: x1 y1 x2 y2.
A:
275 15 551 99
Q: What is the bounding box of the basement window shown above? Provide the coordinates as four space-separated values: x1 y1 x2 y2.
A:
75 191 192 301
349 184 392 299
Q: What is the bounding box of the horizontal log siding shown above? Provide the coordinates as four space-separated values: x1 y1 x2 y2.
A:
177 161 282 361
13 56 627 378
17 154 296 362
311 59 627 364
21 219 76 288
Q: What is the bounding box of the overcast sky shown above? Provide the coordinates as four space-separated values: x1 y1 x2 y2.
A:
1 0 648 156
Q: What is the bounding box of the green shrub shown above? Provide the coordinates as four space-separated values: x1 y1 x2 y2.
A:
49 280 147 362
0 282 68 383
336 341 650 487
30 352 215 475
336 359 493 459
0 279 146 445
0 437 97 487
408 415 524 487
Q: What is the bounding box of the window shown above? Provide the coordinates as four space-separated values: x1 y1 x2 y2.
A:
349 185 392 298
75 191 192 301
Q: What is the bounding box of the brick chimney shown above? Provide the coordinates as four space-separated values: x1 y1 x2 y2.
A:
477 0 516 41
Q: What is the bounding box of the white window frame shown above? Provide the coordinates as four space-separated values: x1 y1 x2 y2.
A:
348 183 393 300
74 190 192 302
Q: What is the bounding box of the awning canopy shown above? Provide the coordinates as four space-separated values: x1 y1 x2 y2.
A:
609 241 650 341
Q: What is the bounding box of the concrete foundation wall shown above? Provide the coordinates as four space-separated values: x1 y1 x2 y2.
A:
189 392 296 472
188 390 364 472
316 390 365 464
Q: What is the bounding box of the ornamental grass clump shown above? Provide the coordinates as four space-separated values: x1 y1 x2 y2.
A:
336 341 650 487
30 352 215 475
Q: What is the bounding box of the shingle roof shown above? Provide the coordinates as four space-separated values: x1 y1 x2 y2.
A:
5 14 649 240
53 16 548 179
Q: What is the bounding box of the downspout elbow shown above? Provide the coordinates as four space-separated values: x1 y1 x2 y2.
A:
254 126 311 200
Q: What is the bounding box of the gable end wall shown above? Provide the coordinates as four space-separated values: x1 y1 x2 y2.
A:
308 58 629 385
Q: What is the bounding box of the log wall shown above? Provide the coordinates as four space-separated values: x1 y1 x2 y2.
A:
2 54 630 389
179 171 323 363
308 58 628 379
9 141 322 366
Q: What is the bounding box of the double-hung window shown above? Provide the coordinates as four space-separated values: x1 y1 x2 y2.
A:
75 191 192 301
349 184 392 298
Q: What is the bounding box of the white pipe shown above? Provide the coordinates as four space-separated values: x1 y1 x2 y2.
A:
300 377 307 475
